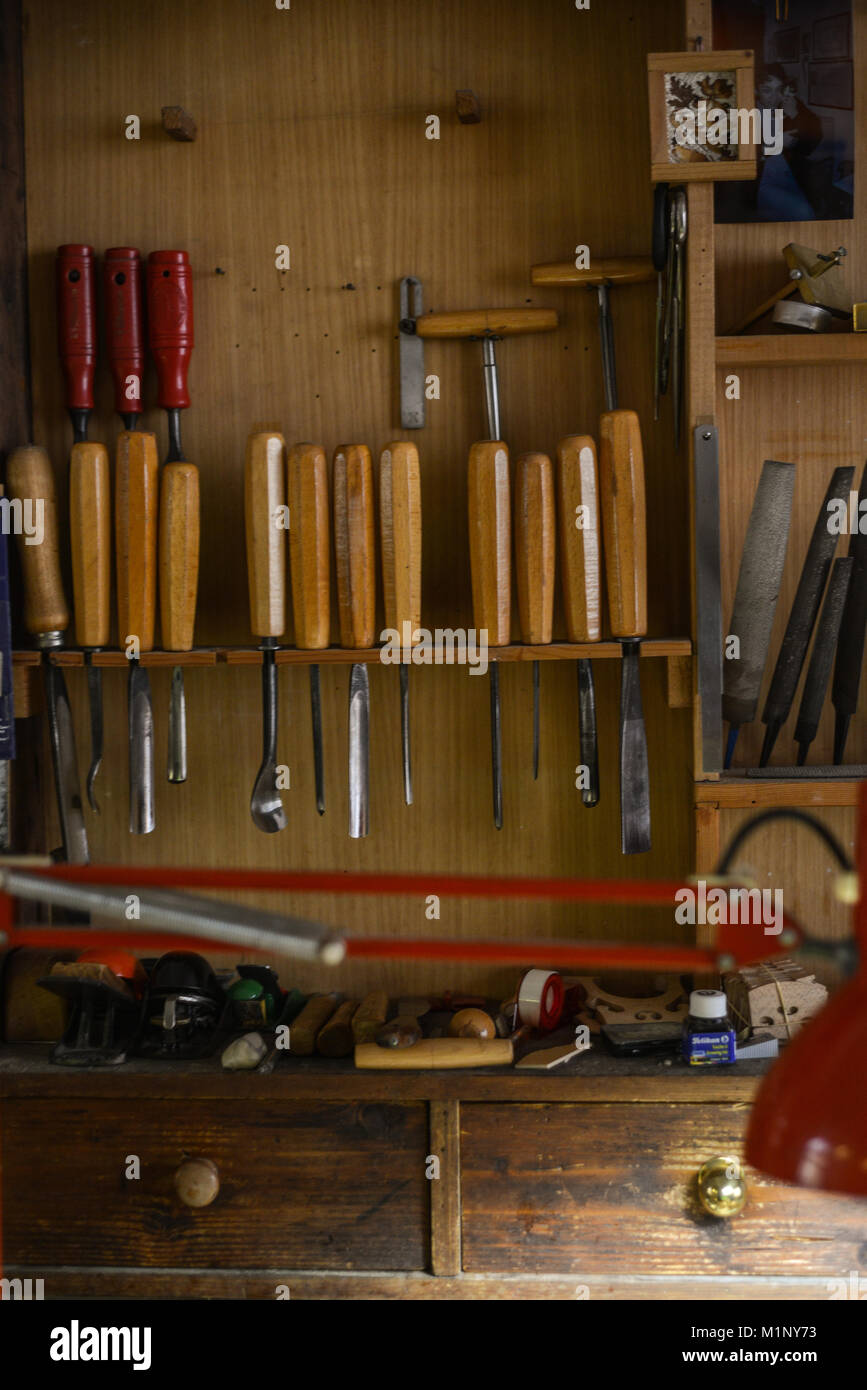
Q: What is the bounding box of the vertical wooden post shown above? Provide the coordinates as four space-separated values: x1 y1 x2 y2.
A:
429 1100 461 1276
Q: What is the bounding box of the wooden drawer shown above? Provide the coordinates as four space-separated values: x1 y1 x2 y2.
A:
2 1099 428 1270
460 1104 867 1276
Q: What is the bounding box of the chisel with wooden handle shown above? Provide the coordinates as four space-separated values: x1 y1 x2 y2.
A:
599 410 650 854
380 440 421 805
557 435 601 807
469 440 510 829
288 443 329 815
104 247 144 432
515 451 554 779
832 461 867 764
7 446 88 862
116 430 159 833
794 556 853 765
246 431 288 833
334 444 375 838
147 250 199 785
57 244 106 814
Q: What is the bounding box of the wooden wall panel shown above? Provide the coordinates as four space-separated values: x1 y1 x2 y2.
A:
20 0 692 994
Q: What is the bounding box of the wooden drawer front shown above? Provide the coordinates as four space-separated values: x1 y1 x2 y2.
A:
461 1104 867 1276
2 1099 428 1270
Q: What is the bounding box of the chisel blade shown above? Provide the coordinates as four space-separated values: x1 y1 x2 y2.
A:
577 658 599 807
399 277 425 429
620 641 650 854
832 461 867 763
85 656 103 812
349 662 370 837
129 661 155 834
45 659 89 863
167 666 187 783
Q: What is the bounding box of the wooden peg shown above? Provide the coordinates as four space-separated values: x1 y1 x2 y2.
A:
162 106 197 142
456 90 482 123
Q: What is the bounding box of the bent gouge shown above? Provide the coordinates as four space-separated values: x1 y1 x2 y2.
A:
246 431 288 833
334 445 375 838
795 556 853 765
557 436 601 807
832 462 867 764
599 410 649 854
723 461 795 768
287 443 330 815
7 446 88 862
515 452 555 779
760 465 853 767
469 441 510 829
380 441 421 805
116 430 159 833
147 250 199 784
69 441 110 813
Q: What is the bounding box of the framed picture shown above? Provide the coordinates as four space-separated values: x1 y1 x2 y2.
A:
813 12 850 60
647 50 758 183
808 61 853 109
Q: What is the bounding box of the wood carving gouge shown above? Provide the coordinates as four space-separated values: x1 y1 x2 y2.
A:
116 431 159 833
557 435 601 806
288 443 330 814
380 441 421 804
246 432 288 833
334 445 375 837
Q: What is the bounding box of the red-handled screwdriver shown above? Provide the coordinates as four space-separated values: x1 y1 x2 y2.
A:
146 250 200 785
104 247 145 432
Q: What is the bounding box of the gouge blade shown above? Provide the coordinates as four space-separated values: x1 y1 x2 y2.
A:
399 661 412 805
399 277 425 429
310 664 325 815
251 643 287 833
349 662 370 837
85 654 103 812
577 658 599 807
620 641 650 854
129 661 155 834
45 658 89 862
167 665 187 783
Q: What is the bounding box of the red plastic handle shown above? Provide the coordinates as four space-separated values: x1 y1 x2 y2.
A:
103 247 144 417
56 244 96 410
146 249 193 410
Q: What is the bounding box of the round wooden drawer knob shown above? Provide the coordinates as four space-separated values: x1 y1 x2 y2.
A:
174 1157 220 1208
696 1155 748 1218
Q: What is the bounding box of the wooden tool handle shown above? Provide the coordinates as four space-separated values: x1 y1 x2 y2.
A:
245 432 286 640
289 992 339 1055
104 247 144 419
515 452 555 645
159 461 200 650
355 1038 514 1069
415 308 557 338
380 440 422 635
115 431 159 652
599 410 646 640
56 244 96 410
468 440 511 646
70 441 111 647
352 991 389 1044
6 445 68 637
316 998 358 1057
147 250 193 410
287 443 330 649
531 257 655 288
557 435 601 643
333 444 375 648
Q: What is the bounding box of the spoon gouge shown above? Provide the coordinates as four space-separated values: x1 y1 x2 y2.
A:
7 446 88 862
380 441 422 805
832 462 867 764
599 410 650 854
246 432 288 834
147 250 199 785
557 435 601 807
515 452 555 779
56 244 106 813
287 443 330 815
116 430 159 833
334 444 375 838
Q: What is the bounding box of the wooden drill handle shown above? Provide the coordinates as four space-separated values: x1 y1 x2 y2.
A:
557 435 601 643
415 308 557 338
115 430 159 652
70 441 111 648
380 441 422 636
287 443 329 650
515 452 555 645
159 461 200 650
333 444 375 649
468 441 511 647
6 445 68 637
244 432 286 640
531 257 655 288
599 410 647 640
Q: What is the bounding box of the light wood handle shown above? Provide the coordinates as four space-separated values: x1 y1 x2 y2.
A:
316 998 358 1057
173 1157 219 1208
244 431 286 640
159 461 199 650
69 441 110 647
599 410 647 640
352 990 389 1044
287 443 329 649
557 435 601 643
115 431 159 652
6 445 68 637
515 452 555 645
468 441 510 647
380 440 421 636
355 1038 514 1069
333 444 375 648
415 308 557 338
289 992 339 1055
531 257 655 288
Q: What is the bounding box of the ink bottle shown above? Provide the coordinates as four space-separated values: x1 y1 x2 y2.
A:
682 988 736 1066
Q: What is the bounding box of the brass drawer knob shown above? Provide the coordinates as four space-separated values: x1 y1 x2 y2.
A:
174 1157 220 1208
697 1155 748 1217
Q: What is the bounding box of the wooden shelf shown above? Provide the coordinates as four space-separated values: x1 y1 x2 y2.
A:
695 776 863 809
716 335 867 368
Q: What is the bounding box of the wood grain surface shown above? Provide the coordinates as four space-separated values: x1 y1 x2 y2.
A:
69 440 111 648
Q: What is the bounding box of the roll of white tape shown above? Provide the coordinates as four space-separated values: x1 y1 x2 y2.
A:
517 969 564 1032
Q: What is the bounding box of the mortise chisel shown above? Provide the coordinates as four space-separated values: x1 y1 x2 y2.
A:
832 461 867 764
147 250 200 785
334 444 375 838
287 443 330 815
379 441 422 804
246 432 288 833
515 451 555 779
557 435 601 807
116 430 159 833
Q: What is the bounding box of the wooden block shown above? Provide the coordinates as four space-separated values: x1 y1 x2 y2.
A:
352 991 389 1044
288 993 339 1055
162 106 197 141
316 999 358 1057
455 89 481 123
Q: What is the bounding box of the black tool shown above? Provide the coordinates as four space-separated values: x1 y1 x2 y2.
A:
794 557 853 765
832 462 867 764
